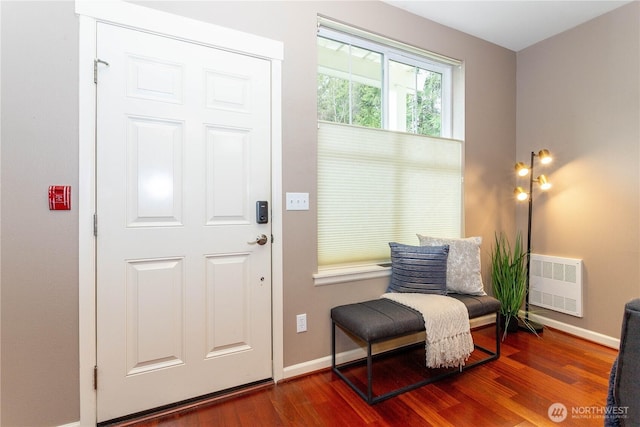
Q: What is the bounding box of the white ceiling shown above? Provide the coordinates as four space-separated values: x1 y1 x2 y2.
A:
382 0 633 51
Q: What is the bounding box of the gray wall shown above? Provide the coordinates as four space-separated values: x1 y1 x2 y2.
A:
516 2 640 336
5 0 636 425
1 1 79 426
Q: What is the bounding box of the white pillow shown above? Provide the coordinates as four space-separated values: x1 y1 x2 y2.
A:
416 235 486 296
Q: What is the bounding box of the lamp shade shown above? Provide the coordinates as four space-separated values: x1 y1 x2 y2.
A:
537 175 552 190
515 162 529 177
514 187 528 201
538 149 552 164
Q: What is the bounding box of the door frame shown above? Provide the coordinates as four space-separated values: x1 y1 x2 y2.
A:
76 2 284 424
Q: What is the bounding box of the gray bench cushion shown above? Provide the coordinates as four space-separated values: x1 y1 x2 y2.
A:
331 294 500 342
448 293 501 318
331 299 424 342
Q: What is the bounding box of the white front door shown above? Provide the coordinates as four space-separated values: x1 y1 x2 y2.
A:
95 22 273 422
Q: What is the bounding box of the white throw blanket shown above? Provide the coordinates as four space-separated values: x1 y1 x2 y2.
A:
381 293 474 369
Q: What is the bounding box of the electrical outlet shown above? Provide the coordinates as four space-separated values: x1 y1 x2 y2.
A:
296 313 307 333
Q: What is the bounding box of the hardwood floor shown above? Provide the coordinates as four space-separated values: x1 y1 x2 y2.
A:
108 326 618 427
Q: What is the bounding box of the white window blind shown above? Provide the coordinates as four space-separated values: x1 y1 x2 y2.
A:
318 121 463 267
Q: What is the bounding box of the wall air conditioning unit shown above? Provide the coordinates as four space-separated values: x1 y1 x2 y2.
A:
529 254 583 318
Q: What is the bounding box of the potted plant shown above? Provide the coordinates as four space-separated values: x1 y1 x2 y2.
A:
490 232 527 338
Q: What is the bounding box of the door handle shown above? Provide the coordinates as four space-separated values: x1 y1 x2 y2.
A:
248 234 268 246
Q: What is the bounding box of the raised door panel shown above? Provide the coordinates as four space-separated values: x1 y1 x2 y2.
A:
125 258 185 375
205 254 251 358
127 117 183 227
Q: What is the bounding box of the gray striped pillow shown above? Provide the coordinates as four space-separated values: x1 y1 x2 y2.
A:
387 243 449 295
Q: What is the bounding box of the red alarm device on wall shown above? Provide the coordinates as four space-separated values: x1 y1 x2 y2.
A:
49 185 71 210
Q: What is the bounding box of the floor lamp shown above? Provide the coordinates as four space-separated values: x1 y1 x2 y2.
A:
514 149 552 333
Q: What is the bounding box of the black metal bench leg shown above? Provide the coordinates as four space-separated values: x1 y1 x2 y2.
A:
495 312 501 357
332 320 336 369
367 342 373 404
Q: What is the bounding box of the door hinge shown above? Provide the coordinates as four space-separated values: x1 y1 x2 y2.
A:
271 234 274 244
94 58 110 84
93 213 98 237
93 366 98 390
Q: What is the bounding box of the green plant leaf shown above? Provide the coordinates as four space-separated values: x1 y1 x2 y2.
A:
491 232 527 321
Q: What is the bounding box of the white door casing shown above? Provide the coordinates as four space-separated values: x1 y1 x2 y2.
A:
77 2 284 425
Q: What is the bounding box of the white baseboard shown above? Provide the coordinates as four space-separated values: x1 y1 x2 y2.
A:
58 422 81 427
283 348 362 379
528 313 620 349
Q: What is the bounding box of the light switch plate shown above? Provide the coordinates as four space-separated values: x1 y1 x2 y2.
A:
286 192 309 211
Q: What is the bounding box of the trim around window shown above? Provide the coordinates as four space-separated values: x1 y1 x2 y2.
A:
317 16 462 67
313 263 391 286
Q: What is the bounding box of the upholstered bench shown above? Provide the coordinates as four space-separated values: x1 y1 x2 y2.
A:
331 293 501 404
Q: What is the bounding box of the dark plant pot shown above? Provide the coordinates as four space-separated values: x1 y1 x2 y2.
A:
500 315 519 333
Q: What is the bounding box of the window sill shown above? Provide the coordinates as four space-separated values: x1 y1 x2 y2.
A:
313 264 391 286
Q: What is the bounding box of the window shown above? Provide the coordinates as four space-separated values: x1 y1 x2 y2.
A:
317 37 382 128
317 19 464 272
389 59 446 136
